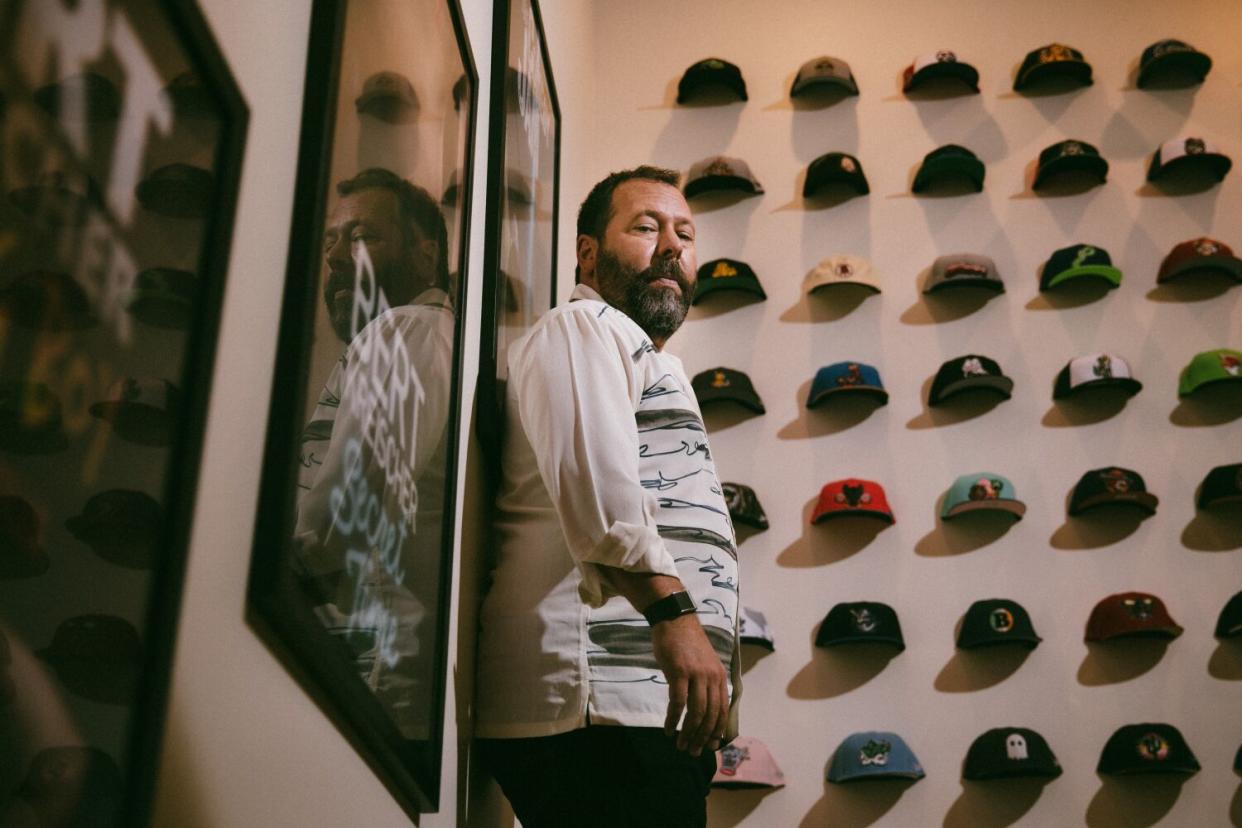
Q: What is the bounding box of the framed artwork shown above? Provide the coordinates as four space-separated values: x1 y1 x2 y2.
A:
477 0 561 460
246 0 476 816
0 1 247 825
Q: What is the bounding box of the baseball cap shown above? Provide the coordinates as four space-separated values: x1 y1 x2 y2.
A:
0 270 96 330
739 606 775 650
722 482 769 530
812 479 894 524
957 599 1042 649
135 162 214 218
9 168 101 222
903 50 979 93
912 145 985 193
684 156 764 199
16 746 123 814
678 58 747 104
815 601 905 650
807 362 888 408
1137 40 1212 88
1216 592 1242 638
1097 724 1200 775
1198 464 1242 510
1014 43 1093 91
65 489 163 570
1053 353 1142 399
804 152 869 197
693 258 766 304
355 70 418 123
1147 137 1231 183
37 614 143 704
1178 348 1242 397
161 71 216 118
128 268 197 328
941 474 1026 520
90 377 181 444
1068 467 1158 515
0 495 48 578
963 728 1062 780
0 381 68 453
1085 592 1183 641
32 72 121 120
928 355 1013 406
1033 140 1108 190
1158 238 1242 284
1039 244 1122 291
805 254 881 294
691 367 765 413
713 736 785 788
791 55 859 97
923 253 1003 293
828 732 925 782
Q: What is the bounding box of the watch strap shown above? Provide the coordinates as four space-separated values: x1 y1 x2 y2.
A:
642 590 697 625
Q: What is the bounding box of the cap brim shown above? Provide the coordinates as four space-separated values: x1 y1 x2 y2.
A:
1138 53 1212 87
830 767 926 783
804 174 869 197
1017 61 1092 90
1072 491 1159 515
943 499 1027 519
1200 492 1242 510
907 63 979 91
740 636 775 651
791 76 859 96
924 277 1003 294
1033 156 1108 189
965 764 1063 781
912 159 985 193
677 78 747 104
691 280 766 304
932 376 1014 404
1180 374 1242 397
807 386 889 408
685 175 762 199
1093 625 1184 641
809 280 881 295
1160 254 1242 283
1044 264 1122 289
698 394 765 414
1059 376 1143 398
812 508 894 525
816 634 905 651
1150 153 1232 182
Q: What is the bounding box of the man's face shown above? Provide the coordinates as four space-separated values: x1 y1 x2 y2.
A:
586 179 697 344
322 187 425 342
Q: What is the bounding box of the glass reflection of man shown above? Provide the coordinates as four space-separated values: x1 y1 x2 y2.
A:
294 168 454 740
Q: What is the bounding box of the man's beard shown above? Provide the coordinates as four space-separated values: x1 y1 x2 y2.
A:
324 259 419 343
594 248 694 342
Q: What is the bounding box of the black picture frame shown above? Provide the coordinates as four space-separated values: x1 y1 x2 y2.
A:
477 0 561 465
246 0 477 816
0 1 248 826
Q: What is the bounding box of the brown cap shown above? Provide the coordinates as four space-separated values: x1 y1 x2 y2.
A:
1085 592 1183 641
1157 237 1242 283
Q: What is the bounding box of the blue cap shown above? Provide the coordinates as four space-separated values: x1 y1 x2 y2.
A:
827 731 925 782
808 362 888 408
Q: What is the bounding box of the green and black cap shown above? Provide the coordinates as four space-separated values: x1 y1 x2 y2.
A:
693 258 766 304
691 367 765 413
1098 724 1200 776
804 152 869 197
1039 243 1121 291
1033 140 1108 190
957 599 1041 649
1014 43 1092 91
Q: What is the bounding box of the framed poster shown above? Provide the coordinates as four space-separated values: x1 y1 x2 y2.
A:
477 0 561 462
246 0 476 815
0 1 247 825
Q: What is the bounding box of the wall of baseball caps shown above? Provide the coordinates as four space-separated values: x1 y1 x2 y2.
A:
547 0 1242 825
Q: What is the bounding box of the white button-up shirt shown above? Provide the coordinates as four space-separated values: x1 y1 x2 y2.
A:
475 284 741 739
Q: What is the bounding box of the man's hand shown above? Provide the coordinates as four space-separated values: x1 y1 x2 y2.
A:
651 613 729 757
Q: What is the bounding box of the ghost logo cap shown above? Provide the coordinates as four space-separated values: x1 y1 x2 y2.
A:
1032 140 1108 190
963 728 1062 780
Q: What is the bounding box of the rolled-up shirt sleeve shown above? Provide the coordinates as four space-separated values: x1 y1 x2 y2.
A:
511 307 679 607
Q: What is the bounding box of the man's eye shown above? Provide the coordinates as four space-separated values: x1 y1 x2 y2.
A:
635 224 656 233
678 232 694 242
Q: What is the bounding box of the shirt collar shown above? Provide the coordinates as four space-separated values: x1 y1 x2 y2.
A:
569 282 604 303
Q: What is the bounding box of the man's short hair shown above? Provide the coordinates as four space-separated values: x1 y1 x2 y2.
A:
337 167 451 290
575 165 681 281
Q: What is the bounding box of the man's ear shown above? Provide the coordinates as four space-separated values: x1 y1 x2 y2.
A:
577 234 598 284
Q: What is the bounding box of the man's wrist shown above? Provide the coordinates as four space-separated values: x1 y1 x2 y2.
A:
642 590 696 625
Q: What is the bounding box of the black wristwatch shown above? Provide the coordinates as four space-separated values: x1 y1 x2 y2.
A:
642 591 696 625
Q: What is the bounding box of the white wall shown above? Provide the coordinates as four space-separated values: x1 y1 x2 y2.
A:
541 0 1242 826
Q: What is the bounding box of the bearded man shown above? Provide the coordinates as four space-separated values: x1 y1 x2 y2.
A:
475 166 741 827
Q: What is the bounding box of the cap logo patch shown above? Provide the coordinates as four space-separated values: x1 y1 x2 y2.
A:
1194 239 1219 256
719 743 748 775
1071 245 1097 268
1006 733 1028 760
851 608 877 632
704 59 725 70
704 160 735 177
1040 44 1074 63
961 358 987 377
836 364 864 387
816 59 836 72
936 50 957 63
835 483 870 506
946 263 987 278
970 478 1004 500
711 262 738 278
1062 141 1084 157
1153 40 1191 57
1100 468 1131 494
710 370 731 388
1123 596 1155 619
834 262 853 278
722 483 741 510
1222 353 1240 376
840 156 857 173
859 739 891 766
990 608 1014 633
1136 733 1169 761
1185 137 1205 155
1093 354 1113 378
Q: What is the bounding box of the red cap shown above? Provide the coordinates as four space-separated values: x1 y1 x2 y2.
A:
1085 592 1183 641
812 479 894 524
1157 237 1242 283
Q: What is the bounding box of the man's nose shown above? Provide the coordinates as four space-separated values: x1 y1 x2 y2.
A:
656 224 684 259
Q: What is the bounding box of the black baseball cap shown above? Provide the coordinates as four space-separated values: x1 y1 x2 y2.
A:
0 381 68 454
963 728 1062 780
684 156 764 199
129 268 197 329
65 489 163 570
1197 463 1242 510
37 614 143 704
135 163 214 218
804 152 869 197
815 601 905 651
903 50 979 93
1033 140 1108 190
957 599 1042 649
1216 591 1242 638
1014 43 1093 91
912 144 985 193
1039 244 1122 291
929 355 1013 406
722 482 768 530
355 70 418 123
677 58 747 104
693 259 766 304
1069 467 1158 516
1098 724 1200 776
0 270 96 330
0 495 48 579
33 72 121 120
1147 136 1231 183
691 367 765 413
1137 40 1212 88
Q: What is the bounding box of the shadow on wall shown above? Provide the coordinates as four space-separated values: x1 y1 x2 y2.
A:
776 497 891 568
786 645 898 700
934 646 1031 692
943 777 1054 828
1085 775 1189 827
1076 638 1172 686
797 778 915 828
